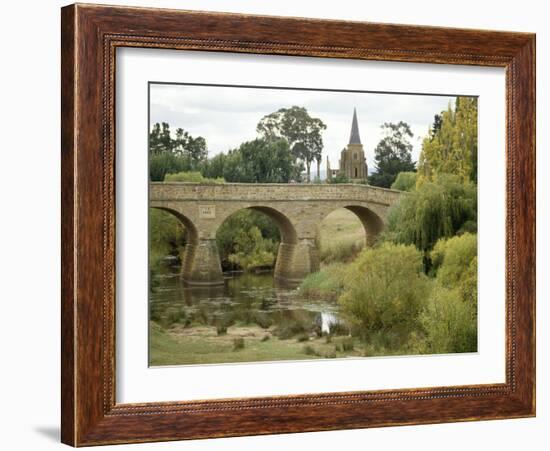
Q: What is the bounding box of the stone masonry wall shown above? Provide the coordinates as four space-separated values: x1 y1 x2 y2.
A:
149 183 402 285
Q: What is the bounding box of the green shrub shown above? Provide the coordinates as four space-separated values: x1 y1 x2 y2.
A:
216 325 228 336
274 318 309 340
328 172 350 184
328 321 351 337
296 333 310 342
149 152 190 181
458 220 478 235
253 312 273 329
320 239 364 264
459 257 477 305
232 337 245 351
299 263 347 301
303 345 317 356
193 305 210 325
216 210 280 270
163 307 187 328
431 233 477 286
227 226 278 271
420 285 477 354
431 233 477 309
261 334 270 342
164 171 224 184
214 313 235 335
391 172 417 191
339 243 430 348
341 337 355 352
149 304 162 323
149 208 186 272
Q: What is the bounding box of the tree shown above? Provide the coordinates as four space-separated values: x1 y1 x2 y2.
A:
173 127 208 163
384 174 477 265
216 210 281 270
338 243 430 349
227 226 278 271
149 122 173 155
369 122 416 188
390 171 417 191
430 233 477 286
149 152 189 181
222 138 295 183
420 284 477 354
327 172 350 184
257 106 326 182
222 149 251 183
149 208 186 271
420 233 478 354
430 113 443 140
418 98 478 184
201 153 226 179
148 123 208 179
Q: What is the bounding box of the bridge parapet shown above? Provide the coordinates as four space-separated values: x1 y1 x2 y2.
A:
150 182 401 206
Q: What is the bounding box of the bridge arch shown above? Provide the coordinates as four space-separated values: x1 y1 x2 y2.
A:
343 205 385 246
149 206 204 285
150 206 199 244
215 205 306 284
246 206 297 244
318 204 385 252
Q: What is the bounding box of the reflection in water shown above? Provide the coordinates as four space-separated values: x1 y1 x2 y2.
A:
150 271 344 334
320 312 339 334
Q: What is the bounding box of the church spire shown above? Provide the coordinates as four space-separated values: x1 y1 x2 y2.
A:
348 108 361 145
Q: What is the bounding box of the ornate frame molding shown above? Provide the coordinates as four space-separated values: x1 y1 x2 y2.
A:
61 4 535 446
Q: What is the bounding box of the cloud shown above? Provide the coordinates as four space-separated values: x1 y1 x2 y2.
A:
149 83 456 169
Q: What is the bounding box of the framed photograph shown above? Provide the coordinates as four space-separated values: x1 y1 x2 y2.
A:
61 3 535 446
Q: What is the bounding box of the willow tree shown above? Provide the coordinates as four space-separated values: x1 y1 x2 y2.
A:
417 97 478 185
383 174 477 271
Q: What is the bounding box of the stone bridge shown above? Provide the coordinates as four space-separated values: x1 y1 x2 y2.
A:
150 183 402 286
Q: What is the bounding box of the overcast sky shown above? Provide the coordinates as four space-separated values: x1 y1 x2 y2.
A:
149 83 457 171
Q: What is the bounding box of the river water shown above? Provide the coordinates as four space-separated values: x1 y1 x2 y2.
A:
150 270 342 335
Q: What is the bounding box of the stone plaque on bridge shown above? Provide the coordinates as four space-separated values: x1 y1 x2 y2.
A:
199 205 216 219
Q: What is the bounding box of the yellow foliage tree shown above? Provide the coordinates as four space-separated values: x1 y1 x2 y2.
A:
417 97 478 186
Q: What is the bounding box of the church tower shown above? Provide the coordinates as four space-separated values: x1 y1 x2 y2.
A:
338 108 368 180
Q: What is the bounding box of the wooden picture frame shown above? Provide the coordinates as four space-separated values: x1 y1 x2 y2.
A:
61 3 535 446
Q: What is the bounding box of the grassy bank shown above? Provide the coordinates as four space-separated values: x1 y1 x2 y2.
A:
298 263 347 302
296 208 365 302
319 208 365 263
149 321 367 366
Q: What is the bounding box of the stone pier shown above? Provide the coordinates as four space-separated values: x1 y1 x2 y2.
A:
273 239 320 285
181 239 224 286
